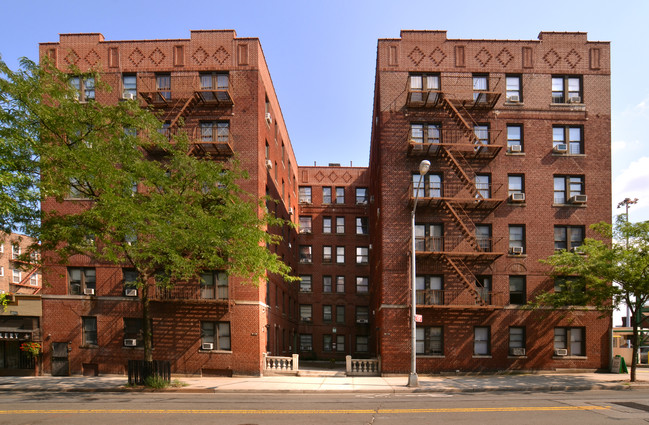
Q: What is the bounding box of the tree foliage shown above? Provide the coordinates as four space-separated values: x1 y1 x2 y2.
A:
537 216 649 381
0 57 295 361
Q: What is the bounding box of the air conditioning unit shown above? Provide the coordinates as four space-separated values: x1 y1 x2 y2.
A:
508 144 522 153
125 288 138 297
568 96 582 103
265 112 272 124
553 144 568 153
122 91 135 100
202 342 214 350
510 347 526 356
555 349 568 356
265 159 273 169
569 194 587 204
571 247 585 254
510 246 524 255
288 207 294 215
510 193 525 202
507 95 520 103
84 288 95 296
124 339 137 347
357 319 369 324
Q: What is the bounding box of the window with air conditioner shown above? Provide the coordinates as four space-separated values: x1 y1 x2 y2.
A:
201 321 230 351
552 75 582 104
554 327 585 356
506 125 523 152
299 334 313 351
299 275 312 293
300 305 313 323
70 76 95 102
506 75 522 103
509 327 525 356
123 318 146 348
508 175 525 202
299 216 312 234
554 226 585 252
298 186 312 204
509 225 525 255
356 306 369 324
122 74 137 99
554 175 584 204
69 267 96 296
553 125 583 154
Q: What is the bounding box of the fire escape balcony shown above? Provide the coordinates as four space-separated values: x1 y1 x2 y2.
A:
406 89 443 108
414 236 505 260
405 76 501 110
408 181 506 211
416 288 506 309
150 284 230 304
146 127 235 157
407 128 503 159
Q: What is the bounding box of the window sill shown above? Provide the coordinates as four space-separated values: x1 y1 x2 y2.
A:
200 349 232 354
553 355 587 360
504 101 524 107
472 355 492 359
507 202 526 207
552 203 587 208
507 355 528 359
552 153 586 157
507 254 527 258
418 355 445 359
80 345 99 349
505 152 525 156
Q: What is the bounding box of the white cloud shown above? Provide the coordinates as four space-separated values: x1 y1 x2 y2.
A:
613 156 649 222
612 140 627 153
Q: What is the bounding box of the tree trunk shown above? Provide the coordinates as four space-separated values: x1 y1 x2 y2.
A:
141 281 153 362
631 310 639 382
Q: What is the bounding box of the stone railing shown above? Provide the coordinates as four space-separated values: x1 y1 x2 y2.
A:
263 353 299 375
346 355 381 376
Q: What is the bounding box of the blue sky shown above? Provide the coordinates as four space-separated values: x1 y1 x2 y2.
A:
1 0 648 222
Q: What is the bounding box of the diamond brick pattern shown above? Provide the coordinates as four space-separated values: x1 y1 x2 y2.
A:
474 47 492 67
84 49 101 67
149 48 166 65
429 47 446 66
496 48 513 67
543 48 561 68
564 49 582 69
213 46 230 65
64 50 80 66
408 46 425 66
192 47 209 65
128 48 145 67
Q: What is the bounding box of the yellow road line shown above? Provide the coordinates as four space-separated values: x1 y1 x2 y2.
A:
0 406 610 415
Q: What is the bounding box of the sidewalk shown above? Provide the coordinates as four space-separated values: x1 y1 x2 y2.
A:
1 370 649 393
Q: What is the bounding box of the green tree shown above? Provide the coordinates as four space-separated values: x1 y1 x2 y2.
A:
0 58 294 361
537 216 649 382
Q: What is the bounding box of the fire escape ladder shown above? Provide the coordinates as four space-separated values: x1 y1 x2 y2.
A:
169 93 200 129
443 256 485 305
441 200 479 250
439 147 479 197
441 97 479 143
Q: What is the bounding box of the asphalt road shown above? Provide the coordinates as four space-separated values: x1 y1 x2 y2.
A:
1 390 649 424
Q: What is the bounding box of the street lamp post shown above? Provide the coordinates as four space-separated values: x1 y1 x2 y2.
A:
409 159 430 388
617 197 639 359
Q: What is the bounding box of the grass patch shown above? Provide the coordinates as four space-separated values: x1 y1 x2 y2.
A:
144 375 170 389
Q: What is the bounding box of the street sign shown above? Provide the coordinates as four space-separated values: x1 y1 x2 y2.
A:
415 314 422 323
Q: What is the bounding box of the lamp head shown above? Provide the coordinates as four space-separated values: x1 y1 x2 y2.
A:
419 160 431 176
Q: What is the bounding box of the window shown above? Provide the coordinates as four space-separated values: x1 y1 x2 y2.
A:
416 275 443 305
473 74 489 102
410 123 441 145
552 75 582 103
356 277 369 293
323 334 333 352
554 276 587 305
509 327 525 355
200 121 229 143
356 247 369 264
323 276 332 293
30 273 38 286
356 306 369 323
322 187 332 204
336 246 345 264
299 186 312 204
475 276 492 305
124 318 145 348
12 269 21 284
336 335 345 352
299 275 312 293
300 334 313 351
356 187 368 204
416 326 443 355
201 321 231 351
553 126 583 154
199 72 229 101
299 216 312 234
323 305 332 322
475 174 490 199
474 326 491 355
508 175 524 198
323 217 332 234
82 317 98 346
0 267 4 277
412 174 442 198
554 327 585 356
123 269 138 295
509 276 526 305
336 217 345 234
155 74 171 101
509 225 525 254
323 246 332 263
506 75 522 102
300 305 312 322
336 305 345 324
507 125 523 150
70 76 95 101
554 176 584 204
356 217 369 235
201 271 228 300
474 124 489 146
11 244 20 260
336 276 345 293
69 267 96 295
414 224 443 252
475 225 492 252
335 187 345 204
356 335 369 352
299 245 312 263
122 74 137 99
554 226 585 251
409 74 440 104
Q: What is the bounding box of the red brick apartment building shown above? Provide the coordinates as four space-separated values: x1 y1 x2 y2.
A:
369 31 611 373
39 31 300 376
296 166 370 360
36 29 611 376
